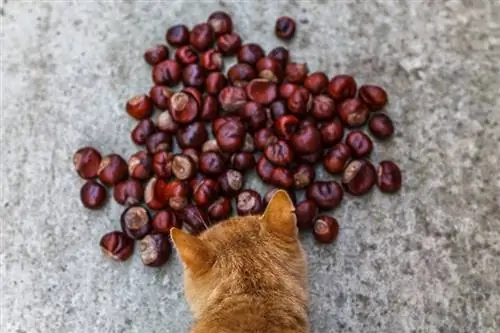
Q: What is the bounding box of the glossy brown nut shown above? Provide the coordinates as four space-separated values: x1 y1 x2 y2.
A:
168 92 198 124
126 95 153 120
140 233 171 267
208 197 232 221
291 124 322 155
359 85 388 111
215 119 246 153
256 156 275 183
323 143 352 174
166 24 190 47
190 23 215 52
149 85 173 110
369 113 394 139
293 164 315 189
279 82 299 99
295 200 318 229
228 63 257 87
311 94 336 121
144 45 169 66
287 88 312 116
152 209 182 234
320 120 344 147
230 152 256 171
270 167 294 188
342 159 376 196
313 216 339 243
80 180 107 209
240 101 267 132
254 128 277 151
218 169 244 196
120 205 151 240
304 72 328 95
156 112 178 135
237 190 264 216
201 139 223 154
181 204 210 235
275 16 296 40
176 122 208 149
152 151 174 179
175 45 199 66
237 43 265 66
298 151 323 165
219 86 247 112
328 75 357 101
152 60 182 86
306 181 344 210
285 63 308 84
268 46 289 68
172 154 197 180
345 130 373 158
131 119 156 146
146 132 172 154
264 188 296 205
200 95 219 121
216 33 242 55
145 177 167 210
264 140 294 166
128 151 153 180
73 147 102 179
377 160 402 193
338 98 370 127
199 151 226 176
182 64 206 88
205 72 227 95
100 231 134 261
193 178 220 207
155 179 190 203
256 57 284 83
182 148 200 167
98 154 129 186
208 11 233 37
268 100 288 121
200 49 223 71
212 115 241 134
246 79 278 105
113 179 144 206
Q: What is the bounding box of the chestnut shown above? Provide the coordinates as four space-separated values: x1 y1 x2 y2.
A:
156 111 179 134
313 216 339 243
168 92 199 124
155 179 191 205
311 94 336 121
279 82 299 99
212 115 242 134
182 87 204 107
200 49 223 71
295 200 318 229
264 188 296 205
320 120 344 147
182 148 200 167
359 85 388 111
181 204 211 235
218 169 243 196
237 43 265 66
208 11 233 37
270 167 294 188
80 180 107 209
293 164 315 189
268 46 289 68
145 177 167 210
208 197 232 221
152 60 182 86
152 151 174 179
98 154 128 186
146 132 172 154
323 143 352 174
193 177 220 207
240 101 267 132
175 45 199 66
228 63 257 87
298 151 323 165
100 231 134 261
190 23 215 52
345 130 373 158
275 16 296 40
254 127 277 151
290 124 322 155
256 57 284 82
73 146 102 179
215 119 246 153
128 151 152 180
131 119 156 145
268 100 288 121
199 95 217 121
126 95 153 120
231 152 256 172
237 190 264 216
265 140 294 166
176 122 208 149
113 179 144 206
144 44 169 66
219 86 248 112
172 154 197 180
285 63 308 84
182 64 206 88
256 156 275 183
369 113 394 139
338 98 370 127
140 233 171 267
342 159 376 196
328 75 357 101
216 33 242 55
274 115 299 140
306 181 344 210
304 72 328 95
120 205 151 240
150 85 173 110
287 87 312 116
205 72 227 95
152 209 182 234
377 160 402 193
166 24 190 47
202 139 223 154
246 79 278 105
199 151 226 176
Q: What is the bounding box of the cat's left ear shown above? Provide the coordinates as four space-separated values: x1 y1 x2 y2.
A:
171 228 215 274
261 189 298 239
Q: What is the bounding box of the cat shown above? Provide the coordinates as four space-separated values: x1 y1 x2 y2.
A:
171 189 310 333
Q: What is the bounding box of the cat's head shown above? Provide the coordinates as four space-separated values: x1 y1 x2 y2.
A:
171 190 308 318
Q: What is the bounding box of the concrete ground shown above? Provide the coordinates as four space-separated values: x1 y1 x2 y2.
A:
1 1 499 332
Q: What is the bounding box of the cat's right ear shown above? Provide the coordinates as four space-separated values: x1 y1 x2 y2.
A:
171 228 214 274
261 189 298 240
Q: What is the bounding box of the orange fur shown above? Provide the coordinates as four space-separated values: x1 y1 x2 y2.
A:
171 190 309 333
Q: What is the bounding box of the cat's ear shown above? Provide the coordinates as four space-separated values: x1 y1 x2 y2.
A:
261 189 298 239
171 228 214 273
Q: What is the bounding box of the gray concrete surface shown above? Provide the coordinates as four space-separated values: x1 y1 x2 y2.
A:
1 1 499 332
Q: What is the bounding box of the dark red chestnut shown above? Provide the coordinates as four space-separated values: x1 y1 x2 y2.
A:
176 122 208 149
285 63 308 84
264 140 294 166
200 95 219 121
128 151 152 180
152 60 182 86
182 148 200 167
139 233 171 267
293 164 315 189
152 209 182 234
254 127 277 151
359 85 388 111
205 72 227 95
216 33 242 55
240 102 267 132
156 111 179 134
100 231 134 261
120 205 151 240
256 156 275 183
193 178 220 207
73 147 102 179
199 151 226 176
145 177 167 210
126 95 153 120
320 120 344 147
190 23 215 52
311 94 336 121
182 64 206 88
256 57 284 82
377 160 402 193
150 85 173 110
219 86 247 112
304 72 328 95
342 159 376 196
181 204 210 235
144 45 169 66
215 119 246 153
212 114 241 134
298 151 323 165
208 11 233 37
152 151 174 179
345 130 373 158
228 63 257 87
246 79 278 105
200 49 223 71
268 46 289 68
172 154 197 180
274 115 299 140
202 139 223 154
218 169 243 196
328 75 357 101
146 132 172 154
306 181 344 210
287 87 312 116
313 216 339 243
208 197 232 221
279 82 299 99
155 179 190 203
98 154 128 186
113 179 144 206
230 152 256 171
270 167 294 188
338 98 370 127
237 43 265 66
175 45 199 66
369 113 394 139
80 180 107 209
168 92 199 124
268 100 288 121
323 143 352 174
131 119 156 145
166 24 190 47
275 16 296 40
237 190 264 216
290 124 322 155
295 200 318 229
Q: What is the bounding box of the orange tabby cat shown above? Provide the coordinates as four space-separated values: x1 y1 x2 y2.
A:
171 190 309 333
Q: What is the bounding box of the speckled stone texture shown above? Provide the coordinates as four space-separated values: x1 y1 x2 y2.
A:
1 1 499 332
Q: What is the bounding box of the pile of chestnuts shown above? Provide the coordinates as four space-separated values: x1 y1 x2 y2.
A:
72 12 402 267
